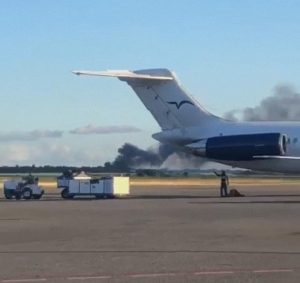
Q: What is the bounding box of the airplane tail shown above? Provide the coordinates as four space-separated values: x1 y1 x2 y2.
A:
73 68 221 130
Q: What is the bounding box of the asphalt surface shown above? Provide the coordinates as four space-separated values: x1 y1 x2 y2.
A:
0 184 300 282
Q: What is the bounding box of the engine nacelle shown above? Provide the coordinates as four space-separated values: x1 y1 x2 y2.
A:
187 133 287 161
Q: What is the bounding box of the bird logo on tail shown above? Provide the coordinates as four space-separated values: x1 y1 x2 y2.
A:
167 100 195 109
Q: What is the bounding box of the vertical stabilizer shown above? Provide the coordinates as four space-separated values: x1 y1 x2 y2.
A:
73 68 221 130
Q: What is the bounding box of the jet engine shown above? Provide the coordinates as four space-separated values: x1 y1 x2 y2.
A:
187 133 287 161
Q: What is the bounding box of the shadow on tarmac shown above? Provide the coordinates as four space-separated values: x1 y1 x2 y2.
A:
189 198 300 204
0 195 212 202
1 193 300 203
0 249 300 255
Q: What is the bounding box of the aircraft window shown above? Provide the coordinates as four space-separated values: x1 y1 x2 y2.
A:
287 138 291 144
293 137 298 144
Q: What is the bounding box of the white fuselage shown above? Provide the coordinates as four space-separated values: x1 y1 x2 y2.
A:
153 120 300 173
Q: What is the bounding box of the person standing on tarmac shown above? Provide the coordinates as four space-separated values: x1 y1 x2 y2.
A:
214 170 229 197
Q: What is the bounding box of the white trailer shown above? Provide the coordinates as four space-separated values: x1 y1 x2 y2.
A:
59 177 130 199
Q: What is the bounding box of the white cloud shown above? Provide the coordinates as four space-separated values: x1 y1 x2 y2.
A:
4 144 31 162
0 142 105 166
70 124 141 135
0 130 63 142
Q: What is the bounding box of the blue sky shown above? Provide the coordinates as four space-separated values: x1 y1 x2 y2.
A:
0 0 300 165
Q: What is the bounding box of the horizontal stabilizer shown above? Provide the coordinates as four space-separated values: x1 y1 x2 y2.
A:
72 70 173 81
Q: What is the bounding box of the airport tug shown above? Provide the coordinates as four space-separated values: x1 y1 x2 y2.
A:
3 174 44 200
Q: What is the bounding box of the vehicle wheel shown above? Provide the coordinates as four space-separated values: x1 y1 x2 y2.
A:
22 188 32 200
61 188 70 199
4 190 13 199
104 194 114 199
15 193 22 200
33 195 42 200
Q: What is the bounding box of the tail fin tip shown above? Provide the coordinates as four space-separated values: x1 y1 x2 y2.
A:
72 69 173 81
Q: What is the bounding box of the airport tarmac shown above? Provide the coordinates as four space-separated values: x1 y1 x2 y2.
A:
0 184 300 282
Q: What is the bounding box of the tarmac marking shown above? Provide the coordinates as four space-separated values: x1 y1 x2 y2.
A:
67 276 112 280
129 272 177 278
253 269 294 273
194 271 234 275
2 279 47 283
0 269 297 282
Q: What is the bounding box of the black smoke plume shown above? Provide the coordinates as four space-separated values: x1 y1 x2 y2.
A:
112 143 163 170
224 85 300 121
105 143 207 171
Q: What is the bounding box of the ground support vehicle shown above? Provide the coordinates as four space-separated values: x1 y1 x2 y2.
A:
4 180 44 200
58 176 130 199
